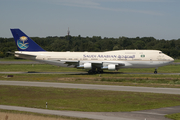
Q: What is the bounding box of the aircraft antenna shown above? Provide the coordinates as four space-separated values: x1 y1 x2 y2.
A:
67 27 70 40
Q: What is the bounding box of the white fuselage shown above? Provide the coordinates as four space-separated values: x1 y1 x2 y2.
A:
15 50 174 70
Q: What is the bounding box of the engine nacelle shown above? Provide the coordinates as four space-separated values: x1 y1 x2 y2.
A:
84 63 92 70
77 63 92 69
108 64 116 71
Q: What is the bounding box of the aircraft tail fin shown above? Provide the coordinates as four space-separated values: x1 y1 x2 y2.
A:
10 29 45 51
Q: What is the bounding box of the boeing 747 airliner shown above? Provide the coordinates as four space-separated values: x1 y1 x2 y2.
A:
10 29 174 74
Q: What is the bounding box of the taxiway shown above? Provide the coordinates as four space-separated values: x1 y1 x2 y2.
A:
0 80 180 95
1 102 179 120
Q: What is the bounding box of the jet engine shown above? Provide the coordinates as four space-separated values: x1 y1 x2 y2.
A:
108 64 116 71
84 63 92 69
77 63 92 69
102 64 117 71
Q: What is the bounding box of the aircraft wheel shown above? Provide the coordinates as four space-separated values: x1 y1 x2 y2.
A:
154 71 157 74
88 70 93 74
93 70 97 74
154 68 157 74
97 70 101 74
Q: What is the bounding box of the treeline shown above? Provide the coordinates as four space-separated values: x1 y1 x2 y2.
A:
0 36 180 58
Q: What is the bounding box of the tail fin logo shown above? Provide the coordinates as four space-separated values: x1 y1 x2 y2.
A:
17 36 29 50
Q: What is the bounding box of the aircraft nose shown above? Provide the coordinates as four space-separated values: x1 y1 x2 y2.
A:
169 56 174 62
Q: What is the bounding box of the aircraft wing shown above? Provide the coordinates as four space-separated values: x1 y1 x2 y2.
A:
60 60 127 70
61 60 125 65
61 60 79 66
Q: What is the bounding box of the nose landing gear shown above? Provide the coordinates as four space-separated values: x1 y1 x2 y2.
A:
154 68 157 74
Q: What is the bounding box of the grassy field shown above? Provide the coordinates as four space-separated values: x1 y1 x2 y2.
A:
0 63 180 73
1 73 180 88
0 112 71 120
1 60 180 119
0 58 32 61
0 64 84 72
174 59 180 62
1 62 180 88
166 113 180 120
1 85 180 112
0 109 87 120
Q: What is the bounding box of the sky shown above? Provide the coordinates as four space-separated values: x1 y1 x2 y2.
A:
1 0 180 40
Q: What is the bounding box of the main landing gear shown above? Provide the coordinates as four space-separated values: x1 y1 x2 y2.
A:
88 69 103 74
154 68 157 74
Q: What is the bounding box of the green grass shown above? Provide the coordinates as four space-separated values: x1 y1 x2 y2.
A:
1 74 180 88
0 64 180 73
100 77 180 84
0 109 89 120
166 113 180 120
122 64 180 73
0 63 180 88
174 59 180 62
1 85 180 112
0 58 30 61
0 64 84 72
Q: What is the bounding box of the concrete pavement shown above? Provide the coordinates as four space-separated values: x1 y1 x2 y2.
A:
0 80 180 95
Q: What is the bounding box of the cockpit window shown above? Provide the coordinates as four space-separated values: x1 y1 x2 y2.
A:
159 52 162 54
